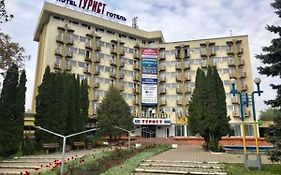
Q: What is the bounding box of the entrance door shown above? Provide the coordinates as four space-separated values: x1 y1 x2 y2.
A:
142 125 156 138
166 128 169 137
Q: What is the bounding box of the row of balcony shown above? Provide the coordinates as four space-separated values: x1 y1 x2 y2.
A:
175 63 190 70
85 40 102 51
229 72 246 79
226 46 243 55
232 109 250 118
228 59 245 66
110 46 126 56
55 48 73 58
110 60 125 67
56 35 74 45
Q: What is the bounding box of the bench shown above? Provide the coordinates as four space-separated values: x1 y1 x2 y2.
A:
43 143 59 154
73 141 85 150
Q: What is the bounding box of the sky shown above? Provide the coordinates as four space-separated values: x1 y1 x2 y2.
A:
1 0 280 115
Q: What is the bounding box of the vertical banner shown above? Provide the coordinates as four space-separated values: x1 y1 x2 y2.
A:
141 48 158 106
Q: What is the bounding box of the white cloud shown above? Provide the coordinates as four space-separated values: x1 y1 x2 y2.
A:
1 0 280 114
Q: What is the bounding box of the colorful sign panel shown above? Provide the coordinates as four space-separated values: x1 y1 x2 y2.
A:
141 48 158 106
56 0 127 21
133 118 171 126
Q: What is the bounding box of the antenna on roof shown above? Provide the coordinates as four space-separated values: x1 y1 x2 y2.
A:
132 17 139 29
230 29 232 36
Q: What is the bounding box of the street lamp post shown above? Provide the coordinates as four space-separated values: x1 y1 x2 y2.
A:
142 130 156 141
114 126 147 150
230 78 263 170
34 126 97 175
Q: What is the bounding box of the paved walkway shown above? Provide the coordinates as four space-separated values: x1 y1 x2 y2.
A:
134 144 273 175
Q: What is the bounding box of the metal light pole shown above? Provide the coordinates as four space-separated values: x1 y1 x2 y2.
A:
142 130 156 141
114 126 147 150
230 77 263 170
34 126 97 175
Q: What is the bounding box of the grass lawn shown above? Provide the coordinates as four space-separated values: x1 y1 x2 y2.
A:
225 163 281 175
101 145 170 175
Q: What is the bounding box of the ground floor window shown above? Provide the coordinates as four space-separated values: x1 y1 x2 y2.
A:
175 125 185 136
230 124 241 136
245 124 254 136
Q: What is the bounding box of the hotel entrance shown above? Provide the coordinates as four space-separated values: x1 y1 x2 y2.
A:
141 125 156 138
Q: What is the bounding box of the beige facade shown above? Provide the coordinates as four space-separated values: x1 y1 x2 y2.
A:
32 2 256 137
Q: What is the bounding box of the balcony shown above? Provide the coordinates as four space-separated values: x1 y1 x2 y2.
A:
134 51 140 59
110 47 117 54
110 60 117 66
238 59 245 66
240 72 246 78
175 63 181 70
66 37 74 45
200 48 207 57
66 51 73 58
228 60 235 67
241 84 248 91
93 95 99 101
159 77 166 83
159 88 166 94
184 64 190 70
133 99 139 105
134 62 140 70
201 62 207 68
84 67 91 74
119 73 124 79
84 56 92 62
176 75 182 82
229 72 236 79
184 49 190 58
94 56 101 63
95 41 101 51
94 69 100 75
237 46 243 54
185 75 191 81
133 74 139 81
110 72 116 78
226 46 234 55
120 61 125 67
176 99 183 106
159 52 166 60
54 62 61 70
160 100 167 106
85 41 92 49
56 35 63 43
159 65 166 71
134 87 140 94
231 97 239 104
94 82 99 88
55 48 62 56
65 64 72 71
176 87 182 94
186 87 191 93
120 47 126 56
244 109 251 117
119 85 125 91
232 111 240 118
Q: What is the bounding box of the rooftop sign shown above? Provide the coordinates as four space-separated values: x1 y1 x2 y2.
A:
56 0 127 22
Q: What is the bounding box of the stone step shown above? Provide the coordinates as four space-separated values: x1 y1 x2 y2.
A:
0 168 37 175
0 165 40 169
139 163 223 169
135 166 226 175
144 159 221 164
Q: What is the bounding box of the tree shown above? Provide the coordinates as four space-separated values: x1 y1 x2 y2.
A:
0 64 26 157
0 0 13 23
97 86 133 142
188 67 229 151
35 68 89 147
260 108 281 121
256 0 281 163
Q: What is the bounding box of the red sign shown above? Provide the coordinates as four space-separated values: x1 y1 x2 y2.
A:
141 48 158 56
133 118 171 126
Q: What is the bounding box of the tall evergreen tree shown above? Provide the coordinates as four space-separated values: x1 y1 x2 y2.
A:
0 64 24 157
188 67 229 151
256 0 281 163
97 86 133 142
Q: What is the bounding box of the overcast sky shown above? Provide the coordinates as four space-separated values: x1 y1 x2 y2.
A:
1 0 280 115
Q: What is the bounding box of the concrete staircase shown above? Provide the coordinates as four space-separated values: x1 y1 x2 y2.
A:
135 160 227 175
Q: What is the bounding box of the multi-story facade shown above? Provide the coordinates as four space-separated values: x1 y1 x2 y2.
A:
32 2 255 138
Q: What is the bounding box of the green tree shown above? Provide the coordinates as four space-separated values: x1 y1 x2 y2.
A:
256 0 281 163
0 64 25 157
188 67 229 151
97 86 133 142
260 108 281 121
0 0 13 23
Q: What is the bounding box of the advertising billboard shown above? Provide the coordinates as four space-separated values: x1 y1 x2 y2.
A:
141 48 158 106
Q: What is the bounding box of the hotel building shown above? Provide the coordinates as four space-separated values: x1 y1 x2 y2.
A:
31 2 255 138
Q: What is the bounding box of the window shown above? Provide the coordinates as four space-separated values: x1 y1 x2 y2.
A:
107 30 115 35
78 49 86 56
79 36 86 43
245 124 254 136
175 125 185 137
230 124 241 136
